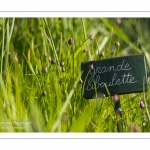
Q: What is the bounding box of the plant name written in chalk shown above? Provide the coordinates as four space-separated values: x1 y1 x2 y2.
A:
81 54 148 99
85 60 137 91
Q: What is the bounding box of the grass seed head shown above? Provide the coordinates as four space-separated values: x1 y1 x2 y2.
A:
115 41 120 47
113 94 119 102
51 59 55 64
60 61 65 67
48 57 52 62
68 38 73 45
30 27 35 33
116 18 122 25
88 64 94 70
101 94 106 98
100 52 105 57
140 101 145 108
129 124 134 130
89 34 94 40
129 124 140 132
42 91 47 96
62 67 65 72
43 67 48 73
3 102 6 108
83 48 87 53
62 114 69 123
79 79 83 84
133 125 140 132
90 56 94 61
111 50 116 55
44 52 47 57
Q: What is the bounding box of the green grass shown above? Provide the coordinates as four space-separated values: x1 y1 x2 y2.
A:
0 18 150 132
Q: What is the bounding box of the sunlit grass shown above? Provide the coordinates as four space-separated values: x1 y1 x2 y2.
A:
0 18 150 132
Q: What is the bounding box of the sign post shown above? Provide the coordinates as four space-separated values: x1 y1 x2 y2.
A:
81 54 148 132
115 98 123 132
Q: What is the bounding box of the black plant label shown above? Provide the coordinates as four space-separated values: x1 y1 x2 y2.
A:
81 54 148 99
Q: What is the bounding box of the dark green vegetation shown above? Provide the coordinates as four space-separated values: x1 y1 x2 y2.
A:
0 18 150 132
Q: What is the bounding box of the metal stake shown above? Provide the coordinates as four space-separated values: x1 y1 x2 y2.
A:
115 98 124 132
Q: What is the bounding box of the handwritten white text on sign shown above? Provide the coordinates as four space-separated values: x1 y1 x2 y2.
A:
85 60 137 91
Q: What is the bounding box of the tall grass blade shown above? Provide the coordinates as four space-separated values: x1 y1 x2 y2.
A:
51 73 81 132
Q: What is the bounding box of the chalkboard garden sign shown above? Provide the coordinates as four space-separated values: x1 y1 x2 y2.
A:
81 54 148 99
